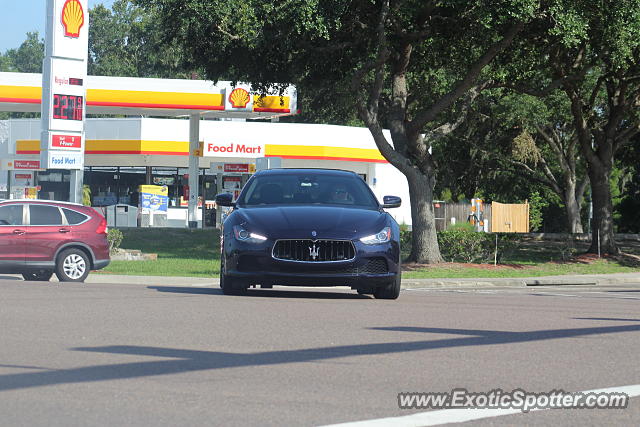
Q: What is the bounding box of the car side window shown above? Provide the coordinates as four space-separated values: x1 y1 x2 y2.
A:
0 205 24 225
29 205 63 226
62 208 88 225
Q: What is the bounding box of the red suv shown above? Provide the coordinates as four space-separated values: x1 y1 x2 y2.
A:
0 200 110 282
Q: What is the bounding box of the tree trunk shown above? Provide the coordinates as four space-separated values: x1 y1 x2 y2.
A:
563 177 584 234
588 164 619 254
406 168 443 263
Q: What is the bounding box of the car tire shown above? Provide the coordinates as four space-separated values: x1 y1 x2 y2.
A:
220 255 247 295
55 249 90 282
373 272 401 300
22 271 53 281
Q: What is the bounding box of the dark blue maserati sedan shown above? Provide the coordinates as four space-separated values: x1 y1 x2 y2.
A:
215 168 402 299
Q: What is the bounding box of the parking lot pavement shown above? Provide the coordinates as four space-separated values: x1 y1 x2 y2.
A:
0 273 214 287
85 273 215 287
3 271 640 289
1 275 639 426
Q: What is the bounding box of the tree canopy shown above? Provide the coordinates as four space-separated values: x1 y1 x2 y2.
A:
494 0 640 253
138 0 539 262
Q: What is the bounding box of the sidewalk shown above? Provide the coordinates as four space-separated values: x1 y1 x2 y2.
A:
81 272 640 288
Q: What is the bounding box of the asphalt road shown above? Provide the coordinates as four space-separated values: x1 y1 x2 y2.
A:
1 276 639 426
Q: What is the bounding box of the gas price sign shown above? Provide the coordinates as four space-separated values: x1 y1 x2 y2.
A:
52 94 84 121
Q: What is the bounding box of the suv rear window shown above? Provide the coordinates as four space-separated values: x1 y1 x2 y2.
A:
29 205 63 226
62 208 88 225
0 205 23 225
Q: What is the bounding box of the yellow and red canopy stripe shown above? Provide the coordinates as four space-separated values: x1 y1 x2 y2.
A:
1 85 292 112
16 139 387 163
253 95 291 113
0 85 41 104
86 89 224 110
264 144 387 163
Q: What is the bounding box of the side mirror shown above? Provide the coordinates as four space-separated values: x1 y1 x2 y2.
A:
215 192 235 207
382 195 401 208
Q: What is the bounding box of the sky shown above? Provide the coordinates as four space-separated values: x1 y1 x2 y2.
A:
0 0 116 53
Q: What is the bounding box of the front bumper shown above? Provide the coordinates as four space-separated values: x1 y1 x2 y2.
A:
223 239 400 288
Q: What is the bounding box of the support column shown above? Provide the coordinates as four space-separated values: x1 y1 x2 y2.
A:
188 113 200 228
216 172 223 227
69 170 83 204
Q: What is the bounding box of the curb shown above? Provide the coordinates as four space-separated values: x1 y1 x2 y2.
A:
401 272 640 289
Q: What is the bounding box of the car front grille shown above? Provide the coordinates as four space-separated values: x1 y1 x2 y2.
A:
272 239 356 262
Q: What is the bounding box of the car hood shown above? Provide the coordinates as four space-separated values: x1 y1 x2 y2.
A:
234 206 388 238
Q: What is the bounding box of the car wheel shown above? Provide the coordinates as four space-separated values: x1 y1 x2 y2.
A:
22 271 53 281
373 272 401 300
220 254 247 295
55 249 90 282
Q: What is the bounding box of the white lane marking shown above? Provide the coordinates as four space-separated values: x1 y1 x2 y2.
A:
531 292 577 297
322 384 640 427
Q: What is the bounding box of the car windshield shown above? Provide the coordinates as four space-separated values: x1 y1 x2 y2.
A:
237 173 379 209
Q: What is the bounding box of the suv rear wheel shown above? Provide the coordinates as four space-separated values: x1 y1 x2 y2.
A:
55 249 90 282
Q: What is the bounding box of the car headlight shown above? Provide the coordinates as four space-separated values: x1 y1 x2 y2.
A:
233 225 267 242
360 226 392 244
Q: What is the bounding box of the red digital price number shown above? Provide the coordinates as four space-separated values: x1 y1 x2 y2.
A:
53 94 84 121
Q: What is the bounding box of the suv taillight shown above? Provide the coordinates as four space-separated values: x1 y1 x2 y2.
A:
96 217 108 234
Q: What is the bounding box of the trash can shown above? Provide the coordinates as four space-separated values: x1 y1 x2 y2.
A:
204 207 216 227
106 204 138 227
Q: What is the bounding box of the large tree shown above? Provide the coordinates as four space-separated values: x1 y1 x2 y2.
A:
138 0 538 263
2 32 44 73
496 0 640 254
89 0 189 78
493 92 589 233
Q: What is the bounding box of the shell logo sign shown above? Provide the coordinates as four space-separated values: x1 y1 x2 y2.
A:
228 88 250 108
61 0 85 38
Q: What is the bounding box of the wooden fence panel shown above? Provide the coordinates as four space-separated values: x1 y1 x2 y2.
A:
431 203 493 231
491 202 529 233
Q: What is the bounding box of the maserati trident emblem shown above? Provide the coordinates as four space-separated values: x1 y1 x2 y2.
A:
309 244 320 260
311 230 317 237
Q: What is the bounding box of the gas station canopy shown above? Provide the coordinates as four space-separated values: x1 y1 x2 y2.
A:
0 72 298 119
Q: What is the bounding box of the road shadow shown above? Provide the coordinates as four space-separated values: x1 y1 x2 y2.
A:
572 317 640 322
1 321 639 392
148 286 221 295
148 286 370 299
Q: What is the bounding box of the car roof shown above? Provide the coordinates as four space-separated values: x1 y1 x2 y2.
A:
0 199 85 207
253 168 360 177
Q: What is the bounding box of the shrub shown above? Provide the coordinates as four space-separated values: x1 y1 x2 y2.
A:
400 222 521 264
448 222 476 232
438 228 489 263
107 228 124 254
528 191 549 232
399 222 412 253
82 185 92 206
438 228 520 263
